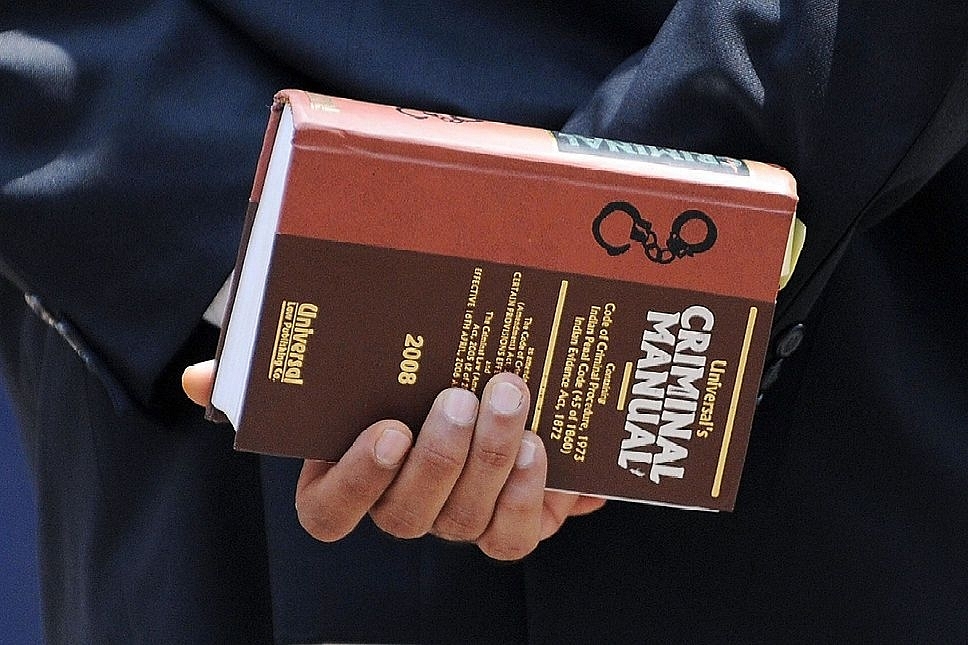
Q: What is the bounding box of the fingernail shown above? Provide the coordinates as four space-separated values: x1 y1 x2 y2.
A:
489 381 523 414
516 433 538 468
441 388 478 424
374 427 410 467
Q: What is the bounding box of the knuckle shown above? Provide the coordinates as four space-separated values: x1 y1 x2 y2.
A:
496 493 535 518
335 471 376 502
479 534 538 562
294 473 374 543
472 444 516 471
296 507 349 543
413 442 466 478
433 505 487 542
371 501 431 540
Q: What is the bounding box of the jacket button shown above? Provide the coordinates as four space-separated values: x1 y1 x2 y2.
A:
759 359 784 391
775 323 805 358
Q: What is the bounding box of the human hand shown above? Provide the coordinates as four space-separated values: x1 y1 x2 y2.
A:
183 361 605 560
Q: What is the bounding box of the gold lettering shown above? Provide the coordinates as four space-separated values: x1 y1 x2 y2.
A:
270 299 318 385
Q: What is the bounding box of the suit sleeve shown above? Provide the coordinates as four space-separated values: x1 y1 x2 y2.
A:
0 4 283 409
565 1 968 330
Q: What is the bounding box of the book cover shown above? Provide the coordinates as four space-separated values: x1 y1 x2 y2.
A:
209 89 801 511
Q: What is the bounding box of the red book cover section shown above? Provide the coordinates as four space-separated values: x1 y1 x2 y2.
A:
209 89 800 511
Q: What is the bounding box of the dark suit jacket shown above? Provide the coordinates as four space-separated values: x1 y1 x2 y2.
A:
2 2 967 642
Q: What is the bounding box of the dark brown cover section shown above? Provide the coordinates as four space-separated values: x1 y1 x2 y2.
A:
212 89 799 510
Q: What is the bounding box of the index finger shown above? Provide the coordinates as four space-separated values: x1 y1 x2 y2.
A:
296 419 413 542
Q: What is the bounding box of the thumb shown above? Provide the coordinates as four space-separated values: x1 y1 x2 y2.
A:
181 359 216 406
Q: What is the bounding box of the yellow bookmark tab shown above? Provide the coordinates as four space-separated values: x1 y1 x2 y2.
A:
778 217 806 290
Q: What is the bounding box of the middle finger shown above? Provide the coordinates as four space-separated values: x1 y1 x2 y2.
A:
432 373 530 541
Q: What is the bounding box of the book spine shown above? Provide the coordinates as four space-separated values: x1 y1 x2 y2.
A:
206 103 287 423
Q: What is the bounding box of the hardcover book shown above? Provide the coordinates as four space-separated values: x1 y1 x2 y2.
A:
209 89 803 511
